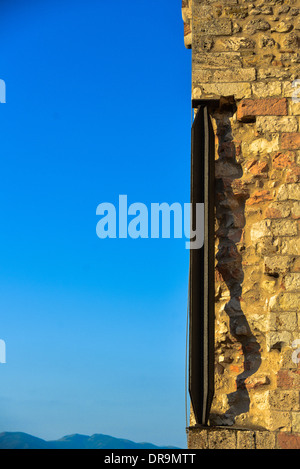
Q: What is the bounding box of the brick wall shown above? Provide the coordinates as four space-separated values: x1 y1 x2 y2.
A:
183 0 300 449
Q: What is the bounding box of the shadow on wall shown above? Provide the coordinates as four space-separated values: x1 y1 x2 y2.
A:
210 103 262 426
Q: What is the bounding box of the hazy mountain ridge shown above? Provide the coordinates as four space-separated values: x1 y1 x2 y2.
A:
0 432 179 449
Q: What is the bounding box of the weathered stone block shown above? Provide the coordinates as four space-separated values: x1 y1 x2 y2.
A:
267 331 292 352
277 184 300 201
258 69 292 80
243 136 279 157
281 32 300 52
277 5 290 14
254 236 276 257
259 35 276 48
224 5 248 19
192 69 213 83
289 101 300 116
282 80 300 98
265 202 291 219
245 19 271 35
252 81 281 98
280 237 300 255
269 390 300 411
280 347 298 370
215 37 256 52
193 82 251 100
256 116 298 133
286 167 300 184
256 431 276 449
274 21 293 33
193 17 232 36
237 431 255 449
252 391 270 411
269 292 300 311
193 52 241 69
264 256 294 275
187 429 208 449
212 68 256 83
268 411 292 432
195 67 255 84
292 413 300 433
269 312 298 331
292 201 300 218
251 220 272 241
284 273 300 290
270 219 298 236
208 429 237 449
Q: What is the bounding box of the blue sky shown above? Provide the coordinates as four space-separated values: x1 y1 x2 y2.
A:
0 0 191 448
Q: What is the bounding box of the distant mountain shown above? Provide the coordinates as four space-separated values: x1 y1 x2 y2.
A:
0 432 49 449
0 432 179 449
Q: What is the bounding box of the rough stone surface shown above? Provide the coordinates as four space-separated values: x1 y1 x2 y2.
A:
256 116 298 133
187 427 288 449
183 0 300 450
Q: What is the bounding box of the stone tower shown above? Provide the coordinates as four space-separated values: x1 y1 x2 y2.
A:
183 0 300 449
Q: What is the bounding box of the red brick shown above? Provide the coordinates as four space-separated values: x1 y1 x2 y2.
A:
250 162 269 175
244 159 258 170
229 365 243 374
272 151 296 169
237 98 288 122
246 190 273 205
245 159 269 175
277 370 294 389
278 433 300 449
281 133 300 150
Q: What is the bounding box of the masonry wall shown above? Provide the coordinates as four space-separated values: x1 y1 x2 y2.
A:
182 0 300 449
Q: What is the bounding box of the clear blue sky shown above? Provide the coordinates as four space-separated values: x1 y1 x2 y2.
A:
0 0 191 448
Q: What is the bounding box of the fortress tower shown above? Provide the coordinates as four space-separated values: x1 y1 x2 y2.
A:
183 0 300 449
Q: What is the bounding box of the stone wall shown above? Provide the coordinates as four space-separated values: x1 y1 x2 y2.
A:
188 426 300 449
183 0 300 449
